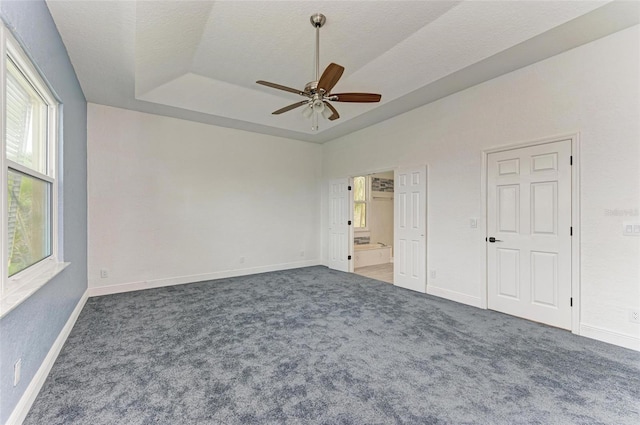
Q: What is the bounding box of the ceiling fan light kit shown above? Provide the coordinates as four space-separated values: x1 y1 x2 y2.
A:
256 13 381 131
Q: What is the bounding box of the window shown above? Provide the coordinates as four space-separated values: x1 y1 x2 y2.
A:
6 59 52 276
1 26 63 311
353 176 368 229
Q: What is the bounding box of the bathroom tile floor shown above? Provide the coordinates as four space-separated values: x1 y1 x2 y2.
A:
354 263 393 284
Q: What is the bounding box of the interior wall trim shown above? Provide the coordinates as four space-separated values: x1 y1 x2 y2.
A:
580 323 640 352
87 260 322 297
426 285 483 309
7 290 89 425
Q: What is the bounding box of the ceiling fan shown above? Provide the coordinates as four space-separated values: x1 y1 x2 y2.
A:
256 13 381 131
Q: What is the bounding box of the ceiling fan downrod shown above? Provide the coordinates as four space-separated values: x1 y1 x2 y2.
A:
310 13 326 83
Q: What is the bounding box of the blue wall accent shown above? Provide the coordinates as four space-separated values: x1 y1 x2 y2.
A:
0 1 87 422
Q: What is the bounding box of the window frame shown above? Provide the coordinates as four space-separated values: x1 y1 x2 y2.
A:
1 24 67 316
353 176 370 232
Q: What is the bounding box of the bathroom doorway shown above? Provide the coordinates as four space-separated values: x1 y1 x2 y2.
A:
352 171 394 284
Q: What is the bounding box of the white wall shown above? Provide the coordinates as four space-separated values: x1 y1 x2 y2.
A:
369 198 394 248
369 172 394 248
322 26 640 349
88 104 322 293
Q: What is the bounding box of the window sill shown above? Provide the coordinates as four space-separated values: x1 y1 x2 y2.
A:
0 261 70 319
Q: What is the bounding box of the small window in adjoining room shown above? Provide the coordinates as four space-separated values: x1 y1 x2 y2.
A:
353 176 368 229
1 25 65 315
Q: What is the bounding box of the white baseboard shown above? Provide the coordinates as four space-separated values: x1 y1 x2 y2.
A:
579 323 640 351
7 290 88 425
87 260 322 297
426 285 483 309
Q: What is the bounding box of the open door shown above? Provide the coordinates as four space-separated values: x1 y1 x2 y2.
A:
328 178 350 272
394 166 427 292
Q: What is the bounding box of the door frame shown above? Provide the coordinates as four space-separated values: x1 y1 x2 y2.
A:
480 133 581 335
341 165 427 280
347 166 397 273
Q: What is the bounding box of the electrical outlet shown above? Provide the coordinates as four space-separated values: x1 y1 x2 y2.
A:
100 269 108 278
430 270 436 279
630 310 640 324
14 358 21 387
240 257 245 264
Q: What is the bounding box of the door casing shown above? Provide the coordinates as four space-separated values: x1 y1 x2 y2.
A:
329 166 428 282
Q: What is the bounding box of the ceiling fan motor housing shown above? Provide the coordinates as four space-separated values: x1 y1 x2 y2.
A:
304 81 319 94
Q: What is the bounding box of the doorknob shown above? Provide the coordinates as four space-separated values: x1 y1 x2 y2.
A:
488 237 503 243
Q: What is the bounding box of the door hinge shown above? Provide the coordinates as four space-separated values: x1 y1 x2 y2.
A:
570 156 573 165
348 185 352 191
570 226 573 236
348 220 352 225
348 255 352 260
570 297 573 307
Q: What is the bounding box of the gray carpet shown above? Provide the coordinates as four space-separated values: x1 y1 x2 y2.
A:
25 266 640 424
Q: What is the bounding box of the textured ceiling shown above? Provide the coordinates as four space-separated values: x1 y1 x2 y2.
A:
45 1 639 143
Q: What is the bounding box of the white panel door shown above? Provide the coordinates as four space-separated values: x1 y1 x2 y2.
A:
394 166 427 292
328 179 350 272
487 140 572 329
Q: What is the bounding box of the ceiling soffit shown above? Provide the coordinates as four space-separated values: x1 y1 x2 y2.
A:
45 1 638 142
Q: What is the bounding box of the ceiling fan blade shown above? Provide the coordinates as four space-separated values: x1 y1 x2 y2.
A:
331 93 381 103
256 80 305 96
317 63 344 94
272 100 309 115
324 102 340 121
